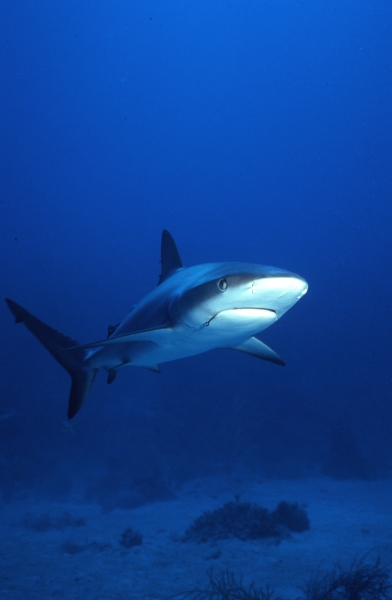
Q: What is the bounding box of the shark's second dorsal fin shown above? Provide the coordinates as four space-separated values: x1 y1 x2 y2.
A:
158 230 183 285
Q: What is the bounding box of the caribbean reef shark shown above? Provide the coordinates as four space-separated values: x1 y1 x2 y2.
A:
5 230 308 419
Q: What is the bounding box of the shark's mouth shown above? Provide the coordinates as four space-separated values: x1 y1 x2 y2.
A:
204 307 277 328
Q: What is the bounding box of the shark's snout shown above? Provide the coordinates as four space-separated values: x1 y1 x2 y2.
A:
249 273 308 317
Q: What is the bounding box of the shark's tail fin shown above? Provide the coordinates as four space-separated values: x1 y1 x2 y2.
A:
5 299 98 419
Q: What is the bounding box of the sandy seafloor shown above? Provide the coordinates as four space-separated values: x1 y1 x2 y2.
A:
1 476 392 599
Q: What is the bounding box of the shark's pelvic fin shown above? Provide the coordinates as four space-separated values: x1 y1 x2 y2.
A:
232 336 285 366
5 299 98 419
107 368 118 384
158 229 184 284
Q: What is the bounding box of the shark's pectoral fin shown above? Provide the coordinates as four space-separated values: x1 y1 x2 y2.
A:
231 337 285 366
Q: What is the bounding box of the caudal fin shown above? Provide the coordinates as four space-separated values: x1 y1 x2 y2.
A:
5 298 97 419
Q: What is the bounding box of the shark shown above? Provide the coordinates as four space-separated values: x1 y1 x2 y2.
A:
5 230 308 419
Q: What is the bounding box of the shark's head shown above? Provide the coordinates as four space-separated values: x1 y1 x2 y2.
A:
170 262 308 337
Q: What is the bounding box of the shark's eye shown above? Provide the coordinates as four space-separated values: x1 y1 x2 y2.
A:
218 278 228 291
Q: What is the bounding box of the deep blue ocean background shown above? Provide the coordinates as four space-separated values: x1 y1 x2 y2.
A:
1 0 391 506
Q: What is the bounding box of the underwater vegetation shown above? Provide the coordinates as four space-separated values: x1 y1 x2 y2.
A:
303 555 392 600
171 555 392 600
183 499 310 543
171 569 274 600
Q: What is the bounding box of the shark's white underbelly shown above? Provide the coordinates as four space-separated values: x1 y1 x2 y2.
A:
89 308 278 370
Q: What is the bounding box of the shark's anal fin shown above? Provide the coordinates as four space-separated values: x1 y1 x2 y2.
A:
231 337 285 366
158 230 183 284
106 362 160 383
5 298 98 419
142 364 161 373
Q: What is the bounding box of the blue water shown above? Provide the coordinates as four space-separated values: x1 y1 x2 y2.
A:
1 0 391 506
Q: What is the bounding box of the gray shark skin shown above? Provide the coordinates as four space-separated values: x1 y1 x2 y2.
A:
5 230 308 419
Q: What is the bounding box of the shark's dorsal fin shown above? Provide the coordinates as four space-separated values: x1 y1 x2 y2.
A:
158 230 183 284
